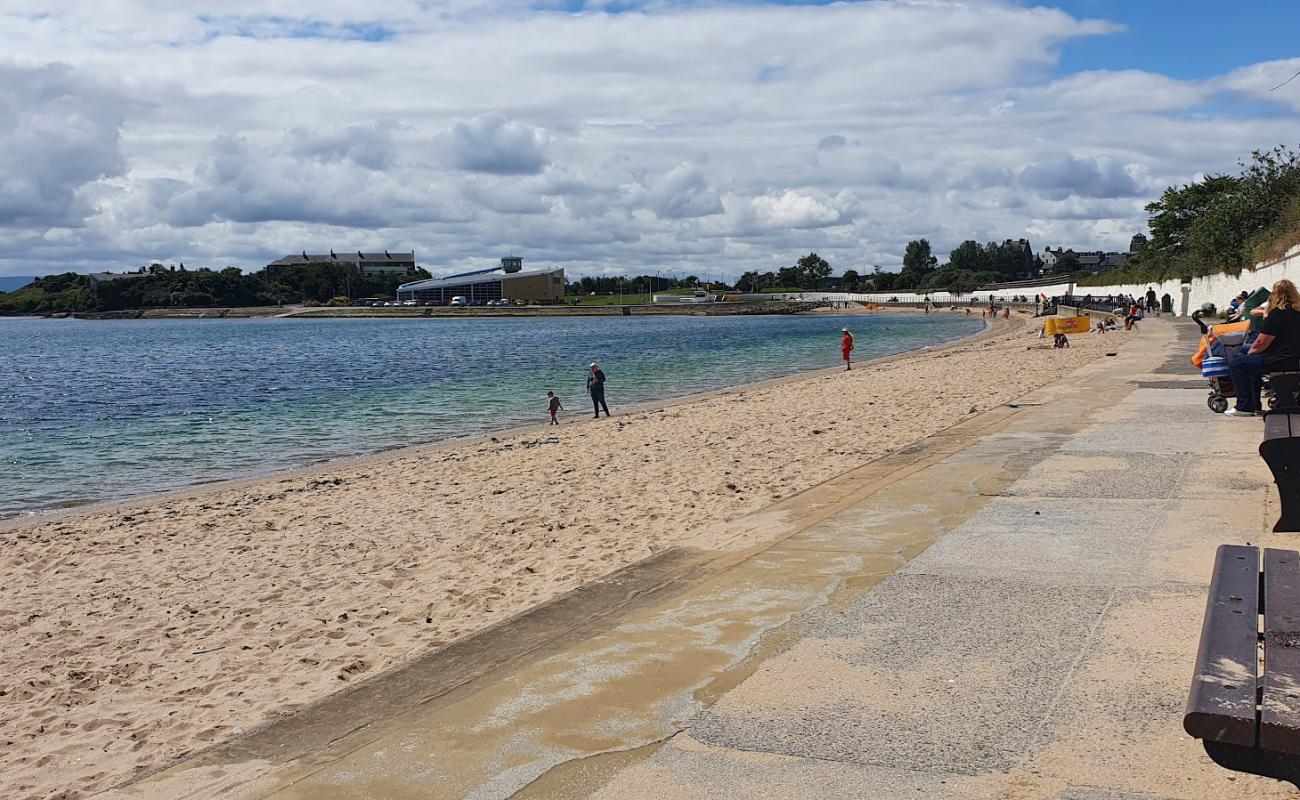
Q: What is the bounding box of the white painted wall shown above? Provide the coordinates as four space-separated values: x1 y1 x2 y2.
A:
785 280 1073 306
801 243 1300 316
1066 243 1300 315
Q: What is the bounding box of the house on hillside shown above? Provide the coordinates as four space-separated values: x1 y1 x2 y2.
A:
266 250 417 279
1041 242 1132 274
88 268 150 288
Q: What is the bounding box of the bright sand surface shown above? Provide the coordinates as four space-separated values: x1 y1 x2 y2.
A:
0 315 1131 799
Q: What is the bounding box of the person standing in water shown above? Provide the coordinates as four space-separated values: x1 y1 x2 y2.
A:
587 362 610 418
841 327 855 371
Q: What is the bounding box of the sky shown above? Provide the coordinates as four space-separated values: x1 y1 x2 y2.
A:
1 0 1298 281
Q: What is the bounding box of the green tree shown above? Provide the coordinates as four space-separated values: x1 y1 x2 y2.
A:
795 252 831 289
869 266 896 291
947 240 986 273
1146 175 1240 257
946 269 980 294
986 241 1028 278
1052 253 1081 274
902 239 937 275
841 269 860 290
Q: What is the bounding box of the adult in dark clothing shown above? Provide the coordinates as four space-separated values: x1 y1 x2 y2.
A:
1145 287 1157 313
587 362 610 418
1227 279 1300 416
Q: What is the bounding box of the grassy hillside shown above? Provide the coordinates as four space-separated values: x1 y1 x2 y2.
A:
0 274 96 314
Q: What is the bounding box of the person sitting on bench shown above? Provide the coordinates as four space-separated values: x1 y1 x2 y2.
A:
1226 279 1300 417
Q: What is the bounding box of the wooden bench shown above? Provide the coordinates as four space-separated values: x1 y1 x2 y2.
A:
1261 374 1300 532
1185 545 1300 785
1265 372 1300 410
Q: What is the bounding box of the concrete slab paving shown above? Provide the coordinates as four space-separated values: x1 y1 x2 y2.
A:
903 497 1175 586
1051 790 1179 800
1060 421 1229 455
589 734 1008 800
1126 388 1221 407
782 454 1047 555
1006 452 1191 500
1016 587 1294 800
1088 400 1224 430
1184 455 1276 495
690 572 1114 774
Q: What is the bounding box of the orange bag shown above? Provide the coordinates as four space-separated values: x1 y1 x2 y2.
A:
1191 319 1250 368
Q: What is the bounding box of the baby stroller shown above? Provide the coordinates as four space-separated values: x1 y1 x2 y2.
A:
1201 331 1247 413
1192 310 1250 414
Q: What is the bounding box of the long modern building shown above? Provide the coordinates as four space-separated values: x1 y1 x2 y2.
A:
266 250 416 277
397 258 564 305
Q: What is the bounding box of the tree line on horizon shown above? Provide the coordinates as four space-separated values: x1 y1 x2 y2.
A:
0 261 432 314
732 239 1037 295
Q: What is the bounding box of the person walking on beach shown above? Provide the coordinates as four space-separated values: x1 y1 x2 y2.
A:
587 362 610 418
841 327 855 371
547 391 563 425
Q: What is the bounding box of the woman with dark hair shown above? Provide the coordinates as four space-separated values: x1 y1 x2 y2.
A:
1226 279 1300 417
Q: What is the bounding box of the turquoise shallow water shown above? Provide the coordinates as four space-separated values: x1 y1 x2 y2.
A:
0 313 983 518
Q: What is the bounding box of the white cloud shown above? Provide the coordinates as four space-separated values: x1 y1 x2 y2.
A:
1017 154 1145 200
289 122 398 171
0 1 1295 278
750 190 847 229
0 64 128 228
438 112 550 175
1217 58 1300 110
642 164 724 220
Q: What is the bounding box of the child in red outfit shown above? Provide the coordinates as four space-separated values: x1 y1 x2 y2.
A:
841 328 855 371
547 391 562 425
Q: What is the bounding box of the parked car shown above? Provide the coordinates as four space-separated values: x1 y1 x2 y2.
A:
450 296 467 307
423 300 438 306
491 298 510 307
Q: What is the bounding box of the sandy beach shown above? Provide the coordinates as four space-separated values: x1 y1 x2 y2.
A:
1 314 1131 800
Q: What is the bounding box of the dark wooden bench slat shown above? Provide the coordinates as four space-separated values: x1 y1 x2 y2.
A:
1185 544 1260 747
1262 548 1300 754
1260 439 1300 532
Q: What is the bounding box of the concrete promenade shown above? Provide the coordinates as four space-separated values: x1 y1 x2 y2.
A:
111 318 1295 799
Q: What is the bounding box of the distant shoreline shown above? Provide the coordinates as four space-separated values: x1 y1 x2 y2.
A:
0 298 1007 321
7 301 845 320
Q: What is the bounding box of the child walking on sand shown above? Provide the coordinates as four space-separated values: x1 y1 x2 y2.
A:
547 391 562 425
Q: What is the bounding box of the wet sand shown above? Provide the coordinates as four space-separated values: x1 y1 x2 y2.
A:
0 314 1130 799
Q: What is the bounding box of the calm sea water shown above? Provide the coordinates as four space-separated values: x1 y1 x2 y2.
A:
0 313 983 518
